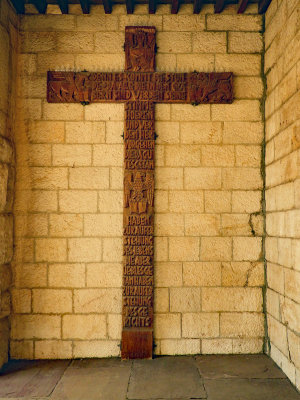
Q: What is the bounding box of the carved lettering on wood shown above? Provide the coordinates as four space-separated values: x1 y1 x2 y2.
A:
47 25 234 360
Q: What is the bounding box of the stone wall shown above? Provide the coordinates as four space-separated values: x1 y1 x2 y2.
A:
0 0 18 368
265 0 300 391
11 4 265 359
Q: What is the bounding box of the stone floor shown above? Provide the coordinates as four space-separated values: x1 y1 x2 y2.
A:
0 355 299 400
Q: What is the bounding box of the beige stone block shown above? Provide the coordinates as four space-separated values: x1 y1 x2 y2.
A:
154 313 181 339
22 99 42 121
23 144 52 167
223 168 262 190
176 54 215 72
183 262 221 287
35 340 72 359
232 338 263 354
154 288 169 313
281 297 300 333
31 167 68 190
14 263 47 288
162 15 204 31
10 340 34 359
19 54 37 76
234 77 264 100
57 32 94 53
11 315 61 340
182 313 219 338
165 145 201 166
202 145 235 167
223 122 263 144
155 104 171 121
157 32 192 53
202 339 233 354
63 315 106 340
236 145 261 167
74 288 121 313
84 214 122 237
292 239 300 271
43 103 83 121
155 213 184 236
156 168 183 190
278 238 292 268
59 190 97 213
155 262 182 287
267 289 281 320
21 32 56 53
232 191 261 213
180 122 222 144
185 214 220 236
170 288 201 312
119 14 162 31
156 145 165 167
0 165 8 212
98 190 122 213
160 339 200 355
19 76 46 99
155 236 169 262
75 14 118 29
68 238 102 262
154 190 169 213
105 121 123 144
11 289 31 313
37 52 75 74
27 121 65 144
229 32 263 53
169 237 199 261
201 237 232 262
203 287 263 312
85 104 124 121
204 191 231 213
33 289 72 313
73 340 120 358
192 32 226 53
95 32 124 53
207 14 262 31
75 53 124 72
66 121 105 144
285 269 300 304
49 214 83 237
103 238 122 262
184 168 221 190
268 315 289 356
22 190 57 213
20 14 75 30
221 214 252 236
222 261 264 287
36 238 67 262
69 167 109 190
233 237 262 261
93 144 123 166
171 104 210 121
213 100 261 122
49 263 85 288
265 237 279 264
53 145 91 167
14 238 34 264
86 263 122 287
107 314 122 340
156 54 177 72
288 331 300 370
169 190 203 213
220 312 264 337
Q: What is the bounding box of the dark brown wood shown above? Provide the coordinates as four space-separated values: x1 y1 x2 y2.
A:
171 0 180 13
215 0 225 13
57 0 68 13
149 0 156 14
102 0 112 13
10 0 25 13
193 0 203 14
126 0 134 13
32 0 47 13
258 0 272 14
237 0 249 13
79 0 90 13
47 26 233 359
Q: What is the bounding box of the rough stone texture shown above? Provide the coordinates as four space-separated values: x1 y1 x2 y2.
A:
0 0 18 369
265 0 300 392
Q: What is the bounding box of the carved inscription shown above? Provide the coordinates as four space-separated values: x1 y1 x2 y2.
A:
46 25 234 360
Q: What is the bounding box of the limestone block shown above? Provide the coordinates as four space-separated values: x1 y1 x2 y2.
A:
154 313 181 339
169 190 204 213
63 315 106 339
105 121 123 144
11 289 31 313
75 54 124 72
207 15 262 31
155 262 182 287
233 237 262 261
27 190 58 212
37 52 75 74
33 289 72 313
53 145 92 167
202 339 233 354
43 103 83 121
49 214 83 237
223 168 262 190
93 144 123 167
232 191 261 213
84 214 122 237
176 54 214 72
154 288 169 312
0 264 10 291
107 314 122 340
155 168 183 190
184 168 222 190
163 15 205 31
180 122 222 144
35 340 72 359
229 32 263 53
185 214 220 236
221 214 253 236
284 269 300 304
68 238 102 262
220 313 264 337
266 289 280 320
103 238 122 262
11 315 61 340
23 144 52 167
192 32 226 53
86 263 122 287
182 313 219 338
85 104 124 122
202 287 263 312
59 190 97 213
73 340 120 358
165 145 201 166
0 214 13 264
281 297 300 333
0 164 8 211
10 340 33 359
160 339 200 355
183 262 221 287
0 137 13 164
57 32 94 53
95 32 124 53
213 100 261 122
74 288 122 313
27 121 65 144
278 238 292 268
20 14 75 30
98 191 122 212
235 77 264 99
169 237 199 261
35 238 67 262
202 145 235 167
155 213 184 236
216 55 261 77
201 237 232 262
232 338 263 354
156 54 177 72
31 167 68 190
66 121 105 144
170 288 201 312
236 145 261 167
222 262 264 287
171 104 210 121
268 315 289 356
223 122 263 144
18 54 37 76
14 263 47 288
204 191 231 213
49 263 85 288
21 32 56 53
69 167 109 190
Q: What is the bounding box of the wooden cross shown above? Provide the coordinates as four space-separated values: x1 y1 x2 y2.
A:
47 26 233 360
